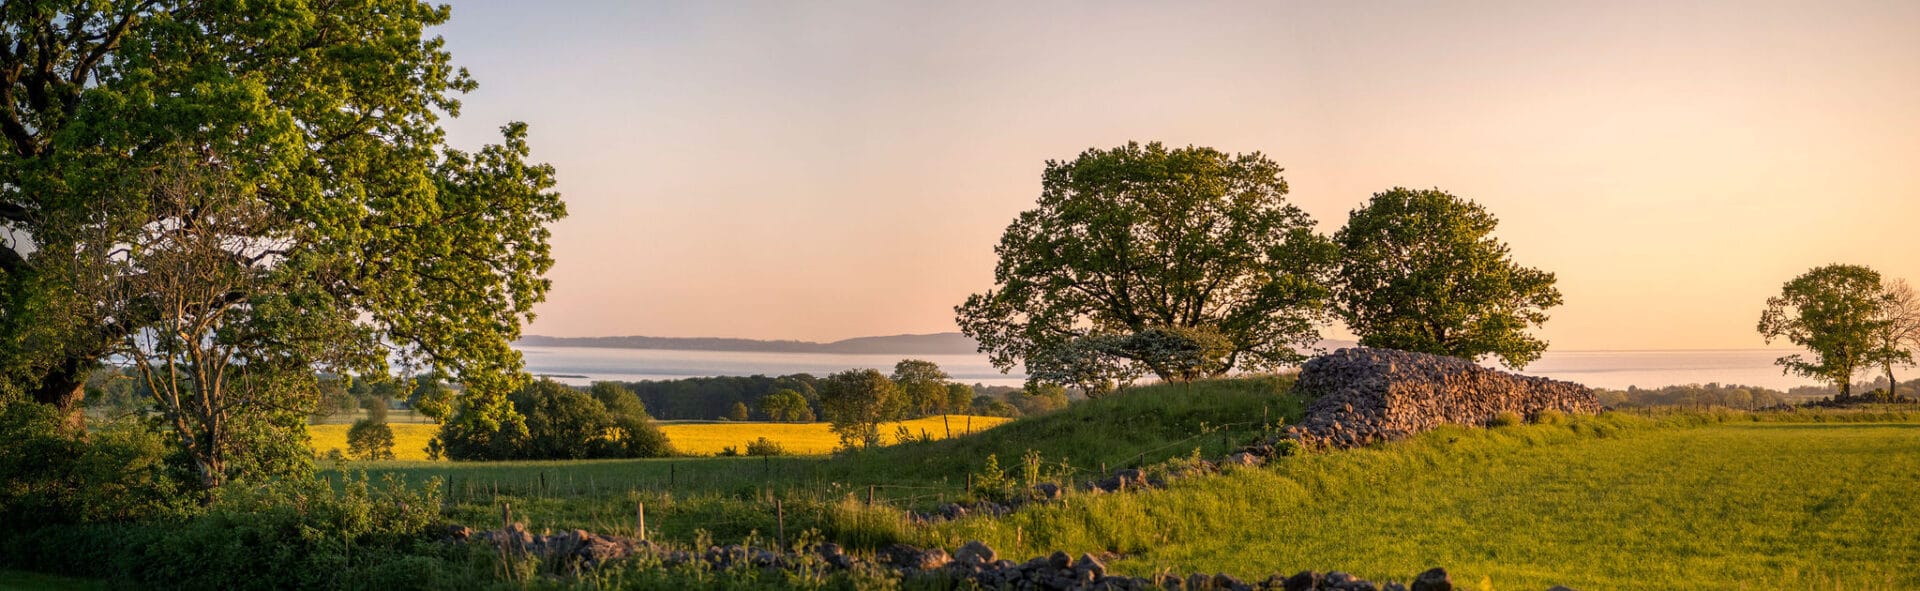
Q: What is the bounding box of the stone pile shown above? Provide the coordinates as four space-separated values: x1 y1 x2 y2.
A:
449 529 1587 591
1281 348 1600 449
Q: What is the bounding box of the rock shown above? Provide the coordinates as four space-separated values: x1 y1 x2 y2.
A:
1410 567 1451 591
1074 553 1107 580
817 542 853 569
438 524 472 541
1283 570 1322 591
879 544 950 570
954 540 996 566
1225 452 1262 467
1048 550 1073 570
1382 583 1408 591
1545 587 1580 591
1034 482 1064 500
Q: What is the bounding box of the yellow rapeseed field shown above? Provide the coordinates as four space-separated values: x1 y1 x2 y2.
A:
308 414 1011 460
310 422 441 461
659 414 1012 455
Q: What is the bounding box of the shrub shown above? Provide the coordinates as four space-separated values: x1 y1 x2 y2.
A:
1490 411 1524 427
346 419 396 461
1531 409 1569 426
0 403 193 526
745 437 786 457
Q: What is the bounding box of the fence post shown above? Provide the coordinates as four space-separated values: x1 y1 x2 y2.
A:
867 484 875 506
775 499 786 550
540 471 547 496
636 501 647 541
670 464 677 491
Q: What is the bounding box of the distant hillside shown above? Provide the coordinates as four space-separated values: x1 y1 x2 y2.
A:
518 332 1355 357
515 332 984 355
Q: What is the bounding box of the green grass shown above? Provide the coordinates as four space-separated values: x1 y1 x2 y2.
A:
331 374 1301 546
923 412 1920 590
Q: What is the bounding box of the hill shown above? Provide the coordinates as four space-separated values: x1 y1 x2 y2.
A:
515 332 983 355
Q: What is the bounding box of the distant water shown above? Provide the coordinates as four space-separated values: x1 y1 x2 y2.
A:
516 345 1822 391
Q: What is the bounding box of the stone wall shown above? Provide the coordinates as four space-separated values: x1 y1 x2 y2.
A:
1282 348 1600 449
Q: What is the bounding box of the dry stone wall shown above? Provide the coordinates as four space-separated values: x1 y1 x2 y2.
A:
1283 348 1601 449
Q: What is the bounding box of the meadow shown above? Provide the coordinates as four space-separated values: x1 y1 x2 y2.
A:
310 415 1014 460
319 379 1920 590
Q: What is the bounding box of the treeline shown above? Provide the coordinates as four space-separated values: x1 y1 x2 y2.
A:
612 359 1054 422
1595 383 1795 409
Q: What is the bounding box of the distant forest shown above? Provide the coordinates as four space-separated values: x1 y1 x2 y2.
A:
1596 377 1920 409
516 333 983 355
615 374 1030 421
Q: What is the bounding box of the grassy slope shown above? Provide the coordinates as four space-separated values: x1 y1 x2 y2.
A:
336 376 1298 543
0 570 107 591
925 414 1920 591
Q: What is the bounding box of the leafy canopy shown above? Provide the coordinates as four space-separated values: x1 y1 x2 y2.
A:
1759 264 1900 397
956 142 1336 391
0 0 564 454
1333 187 1562 369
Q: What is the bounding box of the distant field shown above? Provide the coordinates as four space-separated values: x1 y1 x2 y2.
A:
310 415 1012 460
658 415 1011 455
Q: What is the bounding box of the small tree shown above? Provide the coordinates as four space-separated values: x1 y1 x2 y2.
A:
1759 265 1898 398
759 389 813 422
892 359 952 417
346 419 396 461
818 369 902 449
726 401 751 422
1872 279 1920 398
1333 187 1563 369
945 383 976 414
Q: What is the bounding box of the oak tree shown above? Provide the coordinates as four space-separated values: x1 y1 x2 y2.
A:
1758 264 1898 398
956 142 1335 391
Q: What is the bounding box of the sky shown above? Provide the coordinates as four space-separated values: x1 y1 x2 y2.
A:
435 0 1920 351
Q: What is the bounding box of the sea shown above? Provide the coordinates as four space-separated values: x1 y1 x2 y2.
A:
516 345 1825 392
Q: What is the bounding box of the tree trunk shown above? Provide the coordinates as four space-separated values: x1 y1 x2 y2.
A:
1888 364 1899 400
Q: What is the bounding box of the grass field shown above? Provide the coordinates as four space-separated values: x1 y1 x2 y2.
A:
927 413 1920 591
311 378 1920 590
310 415 1014 460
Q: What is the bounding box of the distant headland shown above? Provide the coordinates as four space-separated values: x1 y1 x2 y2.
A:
515 332 985 355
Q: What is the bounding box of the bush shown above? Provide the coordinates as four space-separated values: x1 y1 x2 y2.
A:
745 437 786 457
1490 411 1524 427
0 402 192 526
346 419 396 461
0 472 451 590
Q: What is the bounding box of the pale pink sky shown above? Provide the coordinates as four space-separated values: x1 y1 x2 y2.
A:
437 1 1920 350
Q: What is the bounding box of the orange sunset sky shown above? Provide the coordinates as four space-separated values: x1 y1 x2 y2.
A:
435 0 1920 350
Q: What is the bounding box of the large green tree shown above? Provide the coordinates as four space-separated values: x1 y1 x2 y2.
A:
0 0 563 457
1333 187 1562 369
955 142 1336 391
1758 264 1900 398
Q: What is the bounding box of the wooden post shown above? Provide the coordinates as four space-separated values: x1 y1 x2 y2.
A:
775 499 786 550
636 501 647 541
1016 525 1022 551
867 484 875 506
539 471 547 496
501 501 511 531
670 464 676 491
943 414 952 438
965 473 972 492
